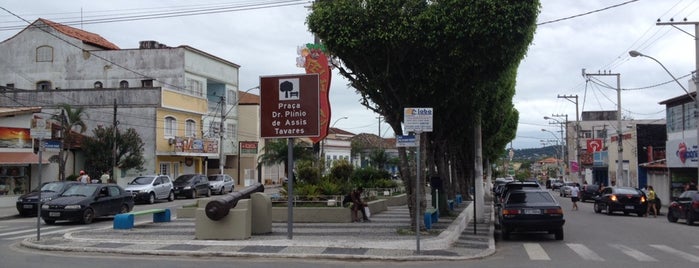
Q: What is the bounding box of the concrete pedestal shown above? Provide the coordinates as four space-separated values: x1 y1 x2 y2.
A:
195 199 251 240
250 193 272 234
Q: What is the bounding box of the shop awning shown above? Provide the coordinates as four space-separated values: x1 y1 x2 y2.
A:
0 152 50 165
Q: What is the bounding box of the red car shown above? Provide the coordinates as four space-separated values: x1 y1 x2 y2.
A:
667 190 699 225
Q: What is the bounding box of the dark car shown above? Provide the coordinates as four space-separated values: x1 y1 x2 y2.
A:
593 187 647 217
667 190 699 225
497 189 565 240
173 174 211 199
40 184 134 224
580 184 600 202
16 181 81 216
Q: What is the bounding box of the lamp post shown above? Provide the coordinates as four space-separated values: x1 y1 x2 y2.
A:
545 116 567 179
321 116 348 169
629 50 699 185
542 128 564 178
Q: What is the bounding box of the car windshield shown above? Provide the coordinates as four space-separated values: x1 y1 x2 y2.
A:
130 176 155 185
40 182 68 192
507 191 555 204
615 188 640 195
61 185 99 197
175 175 195 183
208 176 222 182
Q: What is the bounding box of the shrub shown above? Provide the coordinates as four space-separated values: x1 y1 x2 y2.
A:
351 167 391 184
296 160 321 185
329 159 353 183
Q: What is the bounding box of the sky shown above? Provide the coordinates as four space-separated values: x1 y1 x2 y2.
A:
1 0 698 149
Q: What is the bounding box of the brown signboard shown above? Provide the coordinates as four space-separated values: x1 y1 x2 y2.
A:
260 74 320 138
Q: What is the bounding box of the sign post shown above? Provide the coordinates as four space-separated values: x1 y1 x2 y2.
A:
260 74 320 239
403 108 433 254
30 116 51 241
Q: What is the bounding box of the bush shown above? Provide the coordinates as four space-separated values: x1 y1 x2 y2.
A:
317 179 345 195
296 160 321 184
351 167 391 184
329 159 353 183
66 174 79 181
369 178 398 188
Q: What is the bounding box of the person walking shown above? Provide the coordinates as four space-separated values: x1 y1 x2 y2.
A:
570 183 580 211
647 185 657 217
78 170 90 184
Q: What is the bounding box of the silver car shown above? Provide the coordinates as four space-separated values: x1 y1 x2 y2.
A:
559 182 577 197
124 175 175 204
208 174 235 195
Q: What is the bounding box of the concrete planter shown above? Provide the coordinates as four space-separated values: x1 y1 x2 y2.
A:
271 199 389 223
382 193 407 206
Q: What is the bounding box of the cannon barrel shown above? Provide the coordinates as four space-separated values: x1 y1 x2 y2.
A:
205 182 264 221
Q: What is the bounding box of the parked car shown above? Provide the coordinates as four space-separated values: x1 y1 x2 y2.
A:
208 174 235 195
593 187 647 217
579 184 600 202
40 184 134 224
124 175 175 204
495 181 542 215
173 174 211 199
551 179 564 190
640 188 662 215
16 181 81 217
667 190 699 225
559 182 577 197
497 189 565 240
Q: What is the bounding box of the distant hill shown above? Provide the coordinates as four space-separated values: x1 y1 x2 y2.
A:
509 146 559 162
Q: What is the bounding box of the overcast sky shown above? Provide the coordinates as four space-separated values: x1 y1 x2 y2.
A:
1 0 698 149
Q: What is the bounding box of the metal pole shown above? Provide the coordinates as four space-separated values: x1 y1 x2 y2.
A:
219 96 226 176
36 137 43 241
287 138 294 239
112 99 117 183
415 130 421 254
615 74 624 186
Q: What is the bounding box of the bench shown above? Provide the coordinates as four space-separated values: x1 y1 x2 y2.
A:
448 199 455 211
423 208 439 229
455 194 463 205
113 208 171 230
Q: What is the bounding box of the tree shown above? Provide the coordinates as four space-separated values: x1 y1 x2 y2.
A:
82 126 146 178
258 139 315 179
307 0 539 228
51 104 87 181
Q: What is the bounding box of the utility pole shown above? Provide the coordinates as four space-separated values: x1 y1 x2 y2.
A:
558 94 581 182
112 99 118 183
552 113 567 178
655 20 699 191
582 70 624 187
219 95 226 175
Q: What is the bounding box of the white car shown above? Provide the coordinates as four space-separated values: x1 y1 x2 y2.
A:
124 175 175 204
208 174 235 195
559 182 577 197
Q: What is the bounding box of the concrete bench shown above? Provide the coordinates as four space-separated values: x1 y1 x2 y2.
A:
423 208 439 229
113 208 171 230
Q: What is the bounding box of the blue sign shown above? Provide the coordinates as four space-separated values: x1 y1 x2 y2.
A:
396 135 417 147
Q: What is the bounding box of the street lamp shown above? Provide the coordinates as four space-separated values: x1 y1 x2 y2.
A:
542 128 564 178
544 116 567 179
629 50 699 187
321 116 348 169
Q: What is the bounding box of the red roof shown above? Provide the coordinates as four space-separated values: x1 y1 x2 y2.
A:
238 91 260 105
37 18 119 50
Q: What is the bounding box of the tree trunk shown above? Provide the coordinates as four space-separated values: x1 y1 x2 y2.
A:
474 118 484 221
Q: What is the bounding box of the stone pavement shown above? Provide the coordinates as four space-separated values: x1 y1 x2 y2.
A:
5 200 495 261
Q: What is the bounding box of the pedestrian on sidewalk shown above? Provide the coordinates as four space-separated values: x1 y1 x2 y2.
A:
79 170 90 184
350 187 371 222
647 185 657 217
570 183 580 211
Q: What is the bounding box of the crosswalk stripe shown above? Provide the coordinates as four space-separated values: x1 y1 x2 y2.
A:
610 244 658 262
567 243 604 261
523 243 550 260
4 227 86 240
0 226 60 237
650 245 699 262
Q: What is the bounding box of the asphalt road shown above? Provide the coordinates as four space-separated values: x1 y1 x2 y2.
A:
2 189 699 267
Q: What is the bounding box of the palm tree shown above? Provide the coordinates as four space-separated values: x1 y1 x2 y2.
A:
258 138 314 179
51 104 87 181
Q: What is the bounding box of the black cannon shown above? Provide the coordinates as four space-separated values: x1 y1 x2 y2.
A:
205 182 265 221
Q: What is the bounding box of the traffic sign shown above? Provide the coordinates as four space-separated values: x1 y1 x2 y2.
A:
396 135 417 147
404 107 433 132
260 74 320 138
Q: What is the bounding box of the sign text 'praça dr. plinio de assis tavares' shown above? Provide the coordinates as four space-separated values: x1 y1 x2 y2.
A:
260 74 320 138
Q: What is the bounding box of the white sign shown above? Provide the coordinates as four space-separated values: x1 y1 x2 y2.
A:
404 107 433 132
30 116 52 139
396 135 417 147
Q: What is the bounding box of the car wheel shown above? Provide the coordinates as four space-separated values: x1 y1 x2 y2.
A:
119 204 130 214
148 192 156 204
81 208 95 224
637 211 645 217
554 228 564 240
167 191 175 202
594 203 601 213
686 211 695 226
220 187 225 195
205 188 211 197
606 204 613 215
229 186 234 193
501 227 510 240
667 211 678 222
43 218 55 225
190 190 197 199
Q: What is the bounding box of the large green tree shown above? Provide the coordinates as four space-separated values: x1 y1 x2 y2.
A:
258 139 315 179
51 104 87 181
308 0 539 228
82 126 146 179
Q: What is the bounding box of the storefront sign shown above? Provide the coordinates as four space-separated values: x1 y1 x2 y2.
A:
240 141 258 154
0 127 32 149
667 139 698 168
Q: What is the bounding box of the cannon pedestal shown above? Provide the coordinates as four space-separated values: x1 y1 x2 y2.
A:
195 199 251 240
251 192 272 234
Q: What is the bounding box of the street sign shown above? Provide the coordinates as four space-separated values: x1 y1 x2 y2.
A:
404 107 433 132
260 74 320 138
30 116 51 139
396 135 417 147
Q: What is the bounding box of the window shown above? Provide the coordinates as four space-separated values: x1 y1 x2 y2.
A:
186 78 203 96
227 90 236 105
185 119 196 137
36 46 53 62
227 123 236 138
684 102 697 130
94 81 103 88
667 105 684 133
165 116 176 137
141 79 154 88
36 81 52 90
119 80 129 88
160 163 171 176
6 84 14 89
209 121 220 136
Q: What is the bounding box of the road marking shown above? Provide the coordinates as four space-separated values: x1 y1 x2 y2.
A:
523 243 550 260
567 243 604 261
650 245 699 262
0 226 60 237
610 244 657 262
4 227 86 240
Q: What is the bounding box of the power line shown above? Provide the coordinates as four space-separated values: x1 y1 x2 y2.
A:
537 0 639 26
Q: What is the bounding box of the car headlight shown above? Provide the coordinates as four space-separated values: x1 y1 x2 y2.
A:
184 186 192 190
41 204 50 209
64 205 81 210
40 197 53 202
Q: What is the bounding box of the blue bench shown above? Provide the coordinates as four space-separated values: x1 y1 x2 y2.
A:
423 208 439 229
114 208 171 230
448 199 455 211
455 194 463 205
